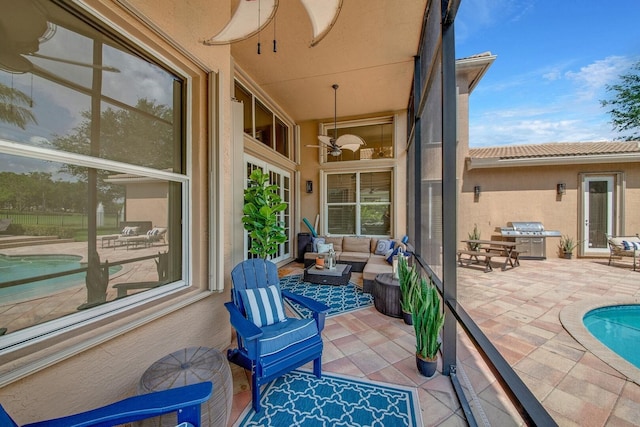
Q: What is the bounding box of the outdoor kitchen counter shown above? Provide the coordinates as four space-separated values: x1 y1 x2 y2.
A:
461 239 520 270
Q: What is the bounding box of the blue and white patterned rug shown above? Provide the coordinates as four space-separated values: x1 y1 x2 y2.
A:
278 274 373 318
234 370 422 427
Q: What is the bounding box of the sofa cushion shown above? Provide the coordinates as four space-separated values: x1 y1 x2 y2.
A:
338 251 371 264
363 256 394 281
343 236 371 253
259 317 318 357
324 236 344 252
622 240 640 250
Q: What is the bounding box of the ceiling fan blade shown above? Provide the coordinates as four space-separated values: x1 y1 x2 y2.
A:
317 135 334 147
335 134 364 148
305 144 324 148
339 143 363 152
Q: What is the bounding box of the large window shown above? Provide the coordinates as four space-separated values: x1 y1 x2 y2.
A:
0 1 188 343
325 171 392 236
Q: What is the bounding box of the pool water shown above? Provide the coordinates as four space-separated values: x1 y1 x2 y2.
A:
0 254 120 304
583 305 640 369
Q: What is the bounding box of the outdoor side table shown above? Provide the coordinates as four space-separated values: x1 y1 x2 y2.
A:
372 273 402 318
138 346 232 427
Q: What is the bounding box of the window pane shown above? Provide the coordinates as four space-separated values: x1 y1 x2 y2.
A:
254 100 272 147
327 174 356 203
275 117 288 157
234 82 253 136
0 154 182 333
361 205 390 235
360 172 391 202
328 206 355 235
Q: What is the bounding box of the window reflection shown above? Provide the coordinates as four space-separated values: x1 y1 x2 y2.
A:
0 0 186 337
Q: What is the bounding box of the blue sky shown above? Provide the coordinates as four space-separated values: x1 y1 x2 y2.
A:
455 0 640 147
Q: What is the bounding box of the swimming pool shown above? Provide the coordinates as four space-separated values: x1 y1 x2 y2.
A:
583 305 640 369
0 254 121 304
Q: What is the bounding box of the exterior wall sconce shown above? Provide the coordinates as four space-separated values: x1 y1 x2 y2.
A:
306 180 313 193
557 183 566 195
474 185 481 197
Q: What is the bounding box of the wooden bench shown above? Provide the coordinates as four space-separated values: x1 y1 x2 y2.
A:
457 250 496 272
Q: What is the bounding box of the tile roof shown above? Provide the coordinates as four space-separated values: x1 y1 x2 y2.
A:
469 141 640 159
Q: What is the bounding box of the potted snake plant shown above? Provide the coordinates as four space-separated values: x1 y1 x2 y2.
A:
398 255 419 325
412 275 445 377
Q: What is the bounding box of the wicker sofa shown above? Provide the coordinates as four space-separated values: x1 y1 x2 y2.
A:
303 236 406 292
607 235 640 271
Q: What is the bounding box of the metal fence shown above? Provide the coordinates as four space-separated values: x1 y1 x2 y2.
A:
0 211 119 228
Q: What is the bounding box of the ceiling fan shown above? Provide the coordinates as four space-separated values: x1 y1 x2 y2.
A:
306 84 365 157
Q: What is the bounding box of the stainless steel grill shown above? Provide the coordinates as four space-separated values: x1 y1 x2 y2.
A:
499 221 561 259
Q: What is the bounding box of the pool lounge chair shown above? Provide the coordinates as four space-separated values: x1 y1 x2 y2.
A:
607 235 640 270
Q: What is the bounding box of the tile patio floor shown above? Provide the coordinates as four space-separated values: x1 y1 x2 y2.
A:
2 238 639 426
229 257 640 427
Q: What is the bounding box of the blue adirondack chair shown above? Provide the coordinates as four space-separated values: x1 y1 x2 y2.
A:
226 259 330 412
0 381 212 427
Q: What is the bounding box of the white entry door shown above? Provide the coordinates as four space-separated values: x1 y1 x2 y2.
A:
582 176 614 255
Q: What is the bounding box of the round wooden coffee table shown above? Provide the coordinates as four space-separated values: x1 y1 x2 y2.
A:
372 273 401 318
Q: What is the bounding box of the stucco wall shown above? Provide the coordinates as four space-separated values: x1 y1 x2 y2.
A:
459 161 640 257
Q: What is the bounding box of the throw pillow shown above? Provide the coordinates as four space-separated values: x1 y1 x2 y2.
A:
375 239 395 255
386 246 403 264
317 242 334 254
312 237 325 252
239 285 286 327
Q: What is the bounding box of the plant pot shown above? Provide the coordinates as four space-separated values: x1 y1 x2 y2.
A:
416 354 437 377
563 252 572 260
402 310 413 325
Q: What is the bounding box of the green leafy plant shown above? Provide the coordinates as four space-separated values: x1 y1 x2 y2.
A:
467 224 481 250
412 276 445 361
398 255 419 313
242 169 288 259
559 235 579 254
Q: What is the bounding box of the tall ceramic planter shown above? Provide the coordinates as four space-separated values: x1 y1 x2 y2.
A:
402 310 413 325
416 354 437 377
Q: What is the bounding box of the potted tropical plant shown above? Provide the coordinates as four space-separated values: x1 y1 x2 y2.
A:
467 223 481 251
412 276 445 377
559 235 579 259
398 255 419 325
242 169 288 259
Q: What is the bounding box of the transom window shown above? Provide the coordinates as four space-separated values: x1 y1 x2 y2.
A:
324 171 392 236
0 1 188 345
321 117 394 163
234 80 291 159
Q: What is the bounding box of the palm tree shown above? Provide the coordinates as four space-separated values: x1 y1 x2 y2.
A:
0 82 36 129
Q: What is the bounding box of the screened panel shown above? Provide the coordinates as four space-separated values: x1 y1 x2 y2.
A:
234 82 253 136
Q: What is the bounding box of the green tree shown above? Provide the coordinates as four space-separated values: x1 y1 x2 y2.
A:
0 83 36 129
601 60 640 141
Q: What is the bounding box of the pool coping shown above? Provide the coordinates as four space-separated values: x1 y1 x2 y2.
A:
560 297 640 386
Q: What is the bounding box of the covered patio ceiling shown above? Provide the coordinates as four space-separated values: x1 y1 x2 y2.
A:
223 0 428 122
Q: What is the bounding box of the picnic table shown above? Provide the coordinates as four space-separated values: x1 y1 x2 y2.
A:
458 239 520 272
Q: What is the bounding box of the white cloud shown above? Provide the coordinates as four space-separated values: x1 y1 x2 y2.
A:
564 56 635 101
